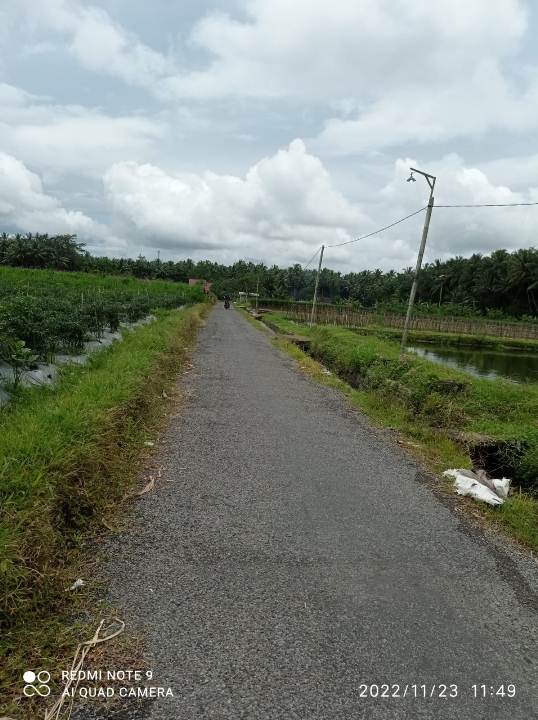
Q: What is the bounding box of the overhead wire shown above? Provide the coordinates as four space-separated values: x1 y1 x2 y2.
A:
303 245 322 270
436 201 538 208
303 197 538 270
327 206 427 248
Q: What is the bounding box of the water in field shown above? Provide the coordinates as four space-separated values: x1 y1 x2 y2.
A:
407 343 538 383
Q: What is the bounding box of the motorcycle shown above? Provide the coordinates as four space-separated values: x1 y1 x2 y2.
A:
224 298 230 309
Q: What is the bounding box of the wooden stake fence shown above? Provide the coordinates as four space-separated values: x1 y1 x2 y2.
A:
261 302 538 340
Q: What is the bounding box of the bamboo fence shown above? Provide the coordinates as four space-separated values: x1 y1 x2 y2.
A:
260 302 538 340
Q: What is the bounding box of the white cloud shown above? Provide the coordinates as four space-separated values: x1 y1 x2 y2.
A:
3 1 538 270
159 0 526 100
104 139 367 263
0 152 121 249
2 138 537 272
159 0 538 155
313 62 538 154
13 0 171 89
9 0 538 156
0 82 165 178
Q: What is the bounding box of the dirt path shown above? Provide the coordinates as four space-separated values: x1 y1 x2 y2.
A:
76 305 537 719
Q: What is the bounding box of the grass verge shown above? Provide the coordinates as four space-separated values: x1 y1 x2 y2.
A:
258 312 538 552
0 302 210 714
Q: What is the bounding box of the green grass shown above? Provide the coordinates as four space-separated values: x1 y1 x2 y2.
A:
263 312 538 551
0 303 210 711
485 494 538 549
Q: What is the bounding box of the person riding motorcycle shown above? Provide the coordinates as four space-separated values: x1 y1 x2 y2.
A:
223 293 230 309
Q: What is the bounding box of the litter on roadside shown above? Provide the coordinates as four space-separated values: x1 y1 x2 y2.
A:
67 579 85 591
443 468 511 506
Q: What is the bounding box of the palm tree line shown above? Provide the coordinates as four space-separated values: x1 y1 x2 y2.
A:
1 233 536 319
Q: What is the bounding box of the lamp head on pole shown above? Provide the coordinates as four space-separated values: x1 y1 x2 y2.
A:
407 166 436 193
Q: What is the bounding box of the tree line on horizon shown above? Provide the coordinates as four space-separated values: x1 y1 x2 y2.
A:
1 232 537 319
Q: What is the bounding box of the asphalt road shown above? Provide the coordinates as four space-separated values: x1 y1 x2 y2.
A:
76 305 537 720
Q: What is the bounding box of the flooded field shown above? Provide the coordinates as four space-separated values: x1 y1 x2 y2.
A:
407 343 538 383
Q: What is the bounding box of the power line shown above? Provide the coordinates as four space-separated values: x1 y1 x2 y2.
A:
436 201 538 208
303 245 322 270
303 198 538 267
327 206 427 248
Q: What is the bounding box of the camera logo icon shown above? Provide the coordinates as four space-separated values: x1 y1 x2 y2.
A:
23 670 51 697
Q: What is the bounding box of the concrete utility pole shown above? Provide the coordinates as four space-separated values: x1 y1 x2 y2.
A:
400 168 436 358
310 245 325 325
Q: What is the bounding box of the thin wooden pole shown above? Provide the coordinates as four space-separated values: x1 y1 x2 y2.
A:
400 181 436 357
310 245 325 325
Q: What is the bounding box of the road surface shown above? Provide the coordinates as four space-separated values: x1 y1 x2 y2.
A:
77 305 537 719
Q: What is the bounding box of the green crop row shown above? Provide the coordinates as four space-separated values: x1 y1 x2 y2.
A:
0 267 206 361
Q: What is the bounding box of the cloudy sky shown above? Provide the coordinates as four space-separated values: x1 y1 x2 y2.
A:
1 0 538 271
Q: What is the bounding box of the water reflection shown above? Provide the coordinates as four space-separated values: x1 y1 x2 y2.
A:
407 344 538 383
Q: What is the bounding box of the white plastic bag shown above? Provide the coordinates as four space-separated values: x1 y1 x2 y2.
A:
492 477 510 499
443 469 509 506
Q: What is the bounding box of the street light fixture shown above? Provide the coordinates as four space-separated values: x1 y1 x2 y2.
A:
400 167 437 357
